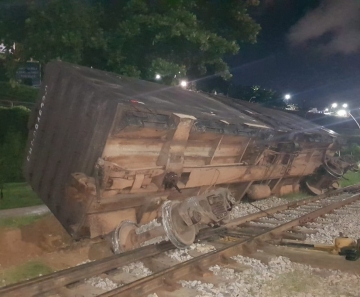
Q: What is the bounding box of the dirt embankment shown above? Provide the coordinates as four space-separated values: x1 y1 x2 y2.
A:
0 215 90 271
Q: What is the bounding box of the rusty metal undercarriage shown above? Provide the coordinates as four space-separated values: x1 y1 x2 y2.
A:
24 62 356 252
65 107 354 252
110 188 233 253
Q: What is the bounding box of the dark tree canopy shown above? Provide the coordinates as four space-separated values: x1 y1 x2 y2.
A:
228 85 287 109
0 0 260 84
195 77 287 109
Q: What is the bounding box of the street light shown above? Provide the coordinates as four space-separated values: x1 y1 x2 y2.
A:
331 103 338 108
155 74 161 80
342 103 348 108
180 80 188 88
336 109 347 117
284 94 291 100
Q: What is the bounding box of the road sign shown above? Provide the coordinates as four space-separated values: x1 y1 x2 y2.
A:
16 61 41 87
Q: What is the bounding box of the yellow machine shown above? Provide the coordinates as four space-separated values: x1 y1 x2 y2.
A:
314 235 357 254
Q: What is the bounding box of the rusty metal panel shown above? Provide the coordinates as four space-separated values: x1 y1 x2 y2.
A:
209 94 338 138
24 62 118 234
23 61 342 238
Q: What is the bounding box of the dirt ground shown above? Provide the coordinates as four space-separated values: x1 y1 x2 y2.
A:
1 214 359 294
0 215 90 274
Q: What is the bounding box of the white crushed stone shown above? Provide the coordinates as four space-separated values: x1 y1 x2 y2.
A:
229 197 291 220
140 236 168 247
283 209 309 215
166 243 216 262
122 261 152 277
272 212 298 222
306 206 360 244
247 221 278 228
85 276 119 291
180 255 360 297
136 219 162 234
247 210 302 227
229 194 360 243
166 248 193 262
192 243 216 253
135 219 169 247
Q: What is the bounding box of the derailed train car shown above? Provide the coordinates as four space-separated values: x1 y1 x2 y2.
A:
24 61 349 252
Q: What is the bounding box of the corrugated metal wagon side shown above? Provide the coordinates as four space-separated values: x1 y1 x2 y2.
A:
24 62 119 236
23 62 350 248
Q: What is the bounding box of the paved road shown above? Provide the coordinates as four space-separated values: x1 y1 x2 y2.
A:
0 205 50 219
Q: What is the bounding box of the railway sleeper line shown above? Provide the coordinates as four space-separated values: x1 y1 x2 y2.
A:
1 185 360 297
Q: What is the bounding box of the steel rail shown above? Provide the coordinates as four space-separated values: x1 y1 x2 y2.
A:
0 242 174 297
200 185 359 237
1 185 359 297
99 192 360 297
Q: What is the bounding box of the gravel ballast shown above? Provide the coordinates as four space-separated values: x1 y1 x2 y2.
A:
306 202 360 244
122 261 153 277
166 243 216 262
180 255 360 297
85 276 119 291
229 197 290 220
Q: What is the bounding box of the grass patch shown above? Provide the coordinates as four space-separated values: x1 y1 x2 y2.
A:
264 270 326 296
0 82 38 103
0 260 53 287
0 215 45 229
0 183 43 210
281 170 360 201
340 170 360 188
281 191 308 201
265 269 354 296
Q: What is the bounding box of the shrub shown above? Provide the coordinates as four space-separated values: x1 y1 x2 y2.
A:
0 106 30 183
342 143 360 162
0 82 38 103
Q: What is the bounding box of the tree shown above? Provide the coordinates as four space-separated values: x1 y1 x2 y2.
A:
22 0 105 64
228 85 287 108
0 0 260 84
342 143 360 162
0 106 30 184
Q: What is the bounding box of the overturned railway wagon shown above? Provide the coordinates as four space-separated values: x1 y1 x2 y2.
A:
24 62 347 251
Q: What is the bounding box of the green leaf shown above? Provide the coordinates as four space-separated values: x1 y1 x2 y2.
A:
1 0 260 85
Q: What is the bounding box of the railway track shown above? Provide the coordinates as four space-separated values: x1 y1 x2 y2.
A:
2 185 360 297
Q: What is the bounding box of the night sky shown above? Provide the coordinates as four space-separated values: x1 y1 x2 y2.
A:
229 0 360 110
2 0 360 111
